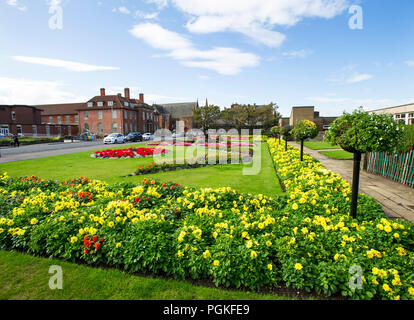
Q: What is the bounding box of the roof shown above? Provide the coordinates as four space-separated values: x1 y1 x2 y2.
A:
368 103 414 113
0 105 43 112
35 103 85 115
157 102 198 118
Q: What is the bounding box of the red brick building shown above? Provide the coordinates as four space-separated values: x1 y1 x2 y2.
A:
37 103 82 136
154 102 199 132
77 88 160 136
0 105 74 137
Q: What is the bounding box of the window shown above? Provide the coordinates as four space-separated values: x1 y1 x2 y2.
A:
134 112 137 120
75 115 79 123
46 125 50 136
57 126 62 136
98 111 103 120
98 101 104 107
142 112 145 120
112 110 117 119
11 112 16 120
68 126 72 136
108 101 114 107
98 123 103 133
16 125 22 135
32 125 37 137
124 111 127 119
49 116 53 123
84 123 89 132
66 115 70 123
58 116 62 123
0 126 9 136
84 111 89 120
112 122 118 133
87 102 94 107
409 113 414 125
124 102 129 107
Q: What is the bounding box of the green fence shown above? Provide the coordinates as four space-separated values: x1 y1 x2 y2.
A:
365 150 414 188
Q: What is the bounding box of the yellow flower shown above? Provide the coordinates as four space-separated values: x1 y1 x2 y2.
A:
292 203 299 210
246 240 253 249
108 221 114 228
177 250 184 258
70 236 78 243
258 223 265 229
266 240 272 247
294 263 303 270
250 251 257 259
267 264 273 271
203 250 211 259
408 287 414 296
213 260 220 266
115 242 122 248
393 233 399 239
30 218 38 225
384 225 392 233
382 284 392 292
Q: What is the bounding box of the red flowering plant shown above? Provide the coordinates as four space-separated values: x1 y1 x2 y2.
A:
83 234 105 263
76 191 93 203
93 148 169 159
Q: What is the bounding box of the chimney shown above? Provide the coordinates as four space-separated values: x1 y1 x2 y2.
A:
100 88 106 96
139 93 144 103
124 88 130 99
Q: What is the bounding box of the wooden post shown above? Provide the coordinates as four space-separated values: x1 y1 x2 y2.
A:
300 139 304 161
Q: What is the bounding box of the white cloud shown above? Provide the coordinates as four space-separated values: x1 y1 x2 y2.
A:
12 56 120 72
0 77 86 105
129 23 259 75
146 0 168 9
406 61 414 67
169 0 349 47
104 87 190 104
135 11 159 19
346 73 372 83
282 49 314 59
7 0 27 11
118 6 131 14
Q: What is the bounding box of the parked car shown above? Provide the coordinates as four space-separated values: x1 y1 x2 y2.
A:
142 133 153 141
103 133 125 144
323 125 331 130
125 132 143 142
79 133 93 141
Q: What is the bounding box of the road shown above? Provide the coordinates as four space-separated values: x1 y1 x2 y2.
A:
0 140 146 163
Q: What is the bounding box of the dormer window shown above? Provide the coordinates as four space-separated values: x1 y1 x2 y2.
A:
87 102 94 107
97 102 104 107
124 102 129 107
108 101 114 107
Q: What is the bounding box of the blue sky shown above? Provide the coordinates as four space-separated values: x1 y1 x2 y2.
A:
0 0 413 117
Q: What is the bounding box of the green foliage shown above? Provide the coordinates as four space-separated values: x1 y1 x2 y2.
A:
193 105 221 133
325 108 404 153
291 120 319 141
270 126 281 138
398 124 414 152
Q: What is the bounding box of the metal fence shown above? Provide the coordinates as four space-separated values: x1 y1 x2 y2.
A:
365 150 414 188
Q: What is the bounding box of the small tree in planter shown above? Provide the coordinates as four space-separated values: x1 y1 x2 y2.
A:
281 125 294 151
270 126 281 143
292 120 319 161
325 108 403 218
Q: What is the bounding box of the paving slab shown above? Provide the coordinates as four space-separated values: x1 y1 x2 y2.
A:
289 142 414 223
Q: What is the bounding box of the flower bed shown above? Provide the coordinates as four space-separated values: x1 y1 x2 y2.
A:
92 148 169 159
0 143 413 300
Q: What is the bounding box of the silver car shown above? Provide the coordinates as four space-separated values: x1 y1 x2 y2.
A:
103 133 125 144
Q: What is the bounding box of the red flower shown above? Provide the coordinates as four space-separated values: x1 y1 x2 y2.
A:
84 250 89 255
95 243 101 250
92 236 98 242
100 238 105 243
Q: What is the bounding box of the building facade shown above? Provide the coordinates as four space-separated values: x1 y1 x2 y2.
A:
0 105 74 137
154 102 199 132
279 106 337 131
369 103 414 125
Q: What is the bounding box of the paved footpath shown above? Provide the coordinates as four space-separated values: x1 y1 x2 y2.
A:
289 142 414 223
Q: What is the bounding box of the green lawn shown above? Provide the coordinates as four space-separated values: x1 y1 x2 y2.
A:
319 150 354 160
0 250 294 300
303 141 340 150
0 142 283 197
0 142 287 300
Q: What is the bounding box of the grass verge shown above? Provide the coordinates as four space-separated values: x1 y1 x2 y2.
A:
319 150 353 160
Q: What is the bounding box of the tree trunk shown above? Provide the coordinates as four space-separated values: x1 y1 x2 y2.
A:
350 151 362 219
285 138 288 152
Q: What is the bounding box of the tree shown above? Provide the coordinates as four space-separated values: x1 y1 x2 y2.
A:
291 120 319 161
193 105 221 134
325 108 404 218
281 125 294 151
